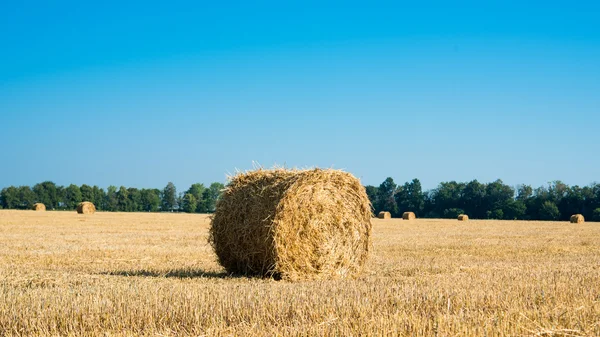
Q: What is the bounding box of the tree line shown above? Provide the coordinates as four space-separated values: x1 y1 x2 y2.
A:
366 178 600 221
0 181 224 213
2 178 600 221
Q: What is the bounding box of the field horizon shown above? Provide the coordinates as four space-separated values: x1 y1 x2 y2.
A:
1 210 599 336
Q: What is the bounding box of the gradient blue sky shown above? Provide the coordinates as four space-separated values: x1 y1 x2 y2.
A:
1 1 599 191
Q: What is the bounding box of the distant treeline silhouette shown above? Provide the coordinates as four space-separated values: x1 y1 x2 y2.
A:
0 181 224 213
1 178 599 221
366 178 600 221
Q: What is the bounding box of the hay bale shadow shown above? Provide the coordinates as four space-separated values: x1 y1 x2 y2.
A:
101 268 235 279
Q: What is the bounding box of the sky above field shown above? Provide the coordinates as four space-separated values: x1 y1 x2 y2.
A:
1 1 599 191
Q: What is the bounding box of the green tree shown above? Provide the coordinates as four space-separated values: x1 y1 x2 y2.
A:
64 184 83 209
92 186 106 210
202 182 224 212
140 188 161 212
33 181 59 209
127 187 142 212
17 186 36 209
461 180 486 219
181 193 198 213
395 179 424 217
593 208 600 222
80 184 94 204
0 186 19 209
116 186 130 211
161 182 177 212
105 186 118 212
186 183 206 212
375 177 397 215
539 201 560 220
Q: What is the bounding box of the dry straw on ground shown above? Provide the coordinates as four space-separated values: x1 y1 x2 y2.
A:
458 214 469 221
570 214 585 223
403 211 416 220
378 211 391 219
76 201 96 214
32 203 46 211
209 168 372 281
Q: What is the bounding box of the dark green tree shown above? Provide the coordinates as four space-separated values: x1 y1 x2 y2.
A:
161 182 177 212
116 186 130 211
140 188 161 212
375 177 397 215
186 183 206 212
539 201 560 220
63 184 82 209
395 178 424 216
593 208 600 222
80 184 94 204
202 182 224 212
0 186 19 209
92 186 106 210
181 193 198 213
33 181 59 209
105 186 118 212
127 187 142 212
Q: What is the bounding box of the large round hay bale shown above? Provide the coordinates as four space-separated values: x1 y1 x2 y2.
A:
378 211 391 219
458 214 469 221
570 214 584 223
209 168 372 281
402 211 416 220
32 203 46 211
77 201 96 214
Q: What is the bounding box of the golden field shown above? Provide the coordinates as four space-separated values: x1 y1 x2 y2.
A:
0 210 599 336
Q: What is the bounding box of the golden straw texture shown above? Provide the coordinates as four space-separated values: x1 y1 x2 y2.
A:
209 168 372 281
378 211 391 219
402 211 416 220
570 214 584 223
32 203 46 211
76 201 96 214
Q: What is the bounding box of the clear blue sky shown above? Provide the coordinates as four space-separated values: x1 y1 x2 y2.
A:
1 1 599 191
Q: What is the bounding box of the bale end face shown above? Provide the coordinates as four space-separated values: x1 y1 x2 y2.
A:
77 201 96 214
458 214 469 221
209 168 372 281
402 211 416 220
378 211 391 219
570 214 584 223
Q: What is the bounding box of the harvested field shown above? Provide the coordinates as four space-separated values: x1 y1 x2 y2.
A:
0 210 599 336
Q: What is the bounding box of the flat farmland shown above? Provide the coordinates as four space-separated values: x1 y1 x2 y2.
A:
0 210 599 336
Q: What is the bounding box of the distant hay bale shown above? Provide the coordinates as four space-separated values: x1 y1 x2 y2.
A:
77 201 96 214
378 211 391 219
458 214 469 221
570 214 584 223
209 168 372 281
32 203 46 211
402 211 416 220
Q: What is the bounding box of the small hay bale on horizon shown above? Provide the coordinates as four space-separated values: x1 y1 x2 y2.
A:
77 201 96 214
378 211 391 219
402 211 416 220
458 214 469 221
32 203 46 211
209 168 372 281
570 214 584 223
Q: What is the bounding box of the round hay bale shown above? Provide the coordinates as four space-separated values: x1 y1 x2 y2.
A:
402 211 416 220
378 211 391 219
32 203 46 211
570 214 584 223
209 168 372 281
77 201 96 214
458 214 469 221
